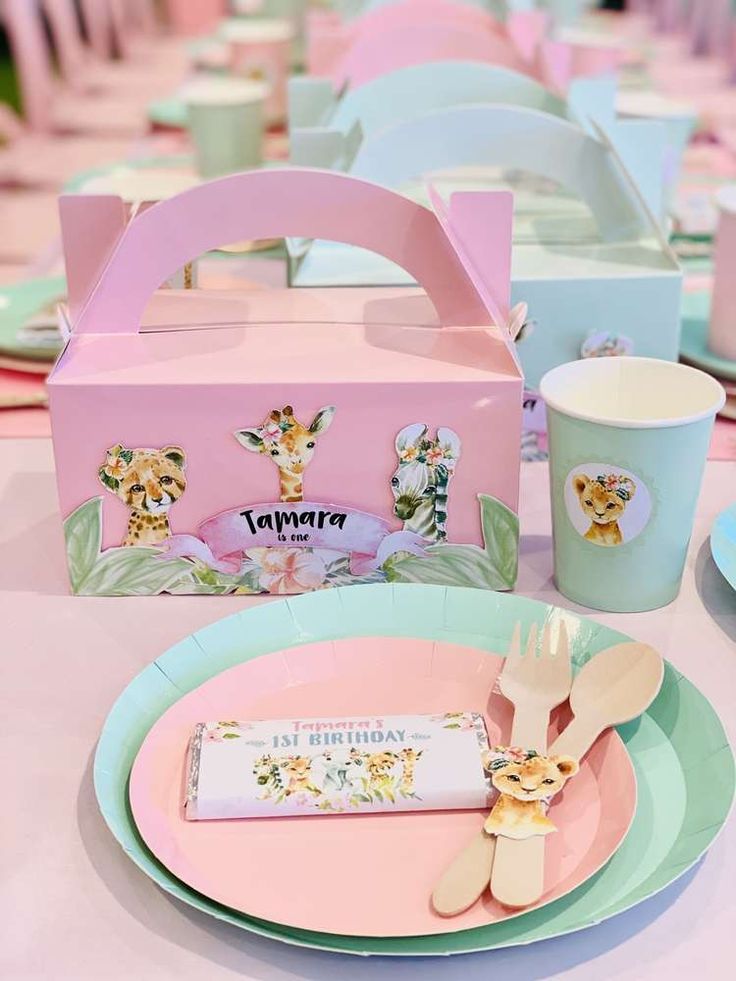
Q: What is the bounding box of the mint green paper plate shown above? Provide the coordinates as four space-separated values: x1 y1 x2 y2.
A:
0 277 66 362
94 585 734 955
148 96 189 131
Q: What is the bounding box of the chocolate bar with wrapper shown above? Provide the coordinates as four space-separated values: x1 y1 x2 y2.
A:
184 713 493 819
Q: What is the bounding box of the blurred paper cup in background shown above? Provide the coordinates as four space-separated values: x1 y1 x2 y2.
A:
219 18 295 122
184 77 270 179
540 357 725 613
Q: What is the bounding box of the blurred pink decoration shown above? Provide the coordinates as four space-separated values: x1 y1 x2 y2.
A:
306 2 621 93
3 0 190 139
78 0 114 58
688 0 733 58
41 0 181 98
307 0 507 77
654 0 685 34
331 23 529 89
536 38 622 94
709 189 736 361
164 0 227 35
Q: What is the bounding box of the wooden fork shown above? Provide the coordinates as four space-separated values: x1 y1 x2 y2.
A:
489 620 572 908
432 622 570 916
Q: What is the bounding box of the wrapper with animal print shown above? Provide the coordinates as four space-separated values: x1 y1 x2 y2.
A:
184 713 494 820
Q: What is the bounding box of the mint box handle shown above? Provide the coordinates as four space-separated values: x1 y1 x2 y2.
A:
349 105 656 243
62 168 512 335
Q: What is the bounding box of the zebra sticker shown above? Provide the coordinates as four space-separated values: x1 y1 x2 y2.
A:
391 424 461 542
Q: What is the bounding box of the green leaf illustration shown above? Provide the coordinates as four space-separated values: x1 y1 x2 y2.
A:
98 470 119 491
75 546 196 596
478 493 519 589
63 497 103 592
383 494 519 592
222 733 240 739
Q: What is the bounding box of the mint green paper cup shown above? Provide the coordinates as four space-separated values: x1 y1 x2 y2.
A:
185 78 269 179
540 357 725 612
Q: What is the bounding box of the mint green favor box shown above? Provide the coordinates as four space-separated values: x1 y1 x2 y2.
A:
541 357 725 612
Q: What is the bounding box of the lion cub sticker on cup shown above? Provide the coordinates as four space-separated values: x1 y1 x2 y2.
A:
567 466 652 548
540 357 725 612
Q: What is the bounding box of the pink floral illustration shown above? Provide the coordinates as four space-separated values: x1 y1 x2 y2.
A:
261 422 283 445
103 452 129 482
246 547 328 594
425 446 445 466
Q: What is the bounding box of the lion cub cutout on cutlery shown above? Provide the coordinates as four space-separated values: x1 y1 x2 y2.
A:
98 444 186 546
482 747 579 840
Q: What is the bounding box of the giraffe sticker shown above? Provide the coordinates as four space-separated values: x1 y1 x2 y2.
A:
234 405 336 502
391 424 461 542
397 747 423 798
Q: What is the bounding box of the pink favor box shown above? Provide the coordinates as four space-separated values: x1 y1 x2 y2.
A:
49 169 522 597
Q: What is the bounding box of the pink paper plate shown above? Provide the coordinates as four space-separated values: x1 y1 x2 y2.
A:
129 637 636 937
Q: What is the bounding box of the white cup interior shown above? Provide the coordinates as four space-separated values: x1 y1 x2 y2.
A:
616 91 697 121
219 18 295 43
539 357 725 428
80 167 200 203
183 77 270 107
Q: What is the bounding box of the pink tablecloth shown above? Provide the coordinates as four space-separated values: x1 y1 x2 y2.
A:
0 439 734 980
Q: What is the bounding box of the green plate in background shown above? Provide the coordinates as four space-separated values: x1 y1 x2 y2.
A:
94 584 733 955
0 277 66 362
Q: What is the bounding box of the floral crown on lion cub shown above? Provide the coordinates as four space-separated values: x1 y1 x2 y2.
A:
594 473 634 502
483 746 541 771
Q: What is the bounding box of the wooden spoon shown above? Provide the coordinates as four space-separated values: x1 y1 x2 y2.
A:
549 642 664 760
491 642 664 909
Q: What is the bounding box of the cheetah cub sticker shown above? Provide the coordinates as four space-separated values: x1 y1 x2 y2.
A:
564 463 651 548
98 443 186 546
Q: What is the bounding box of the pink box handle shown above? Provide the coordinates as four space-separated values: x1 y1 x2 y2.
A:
68 169 502 335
